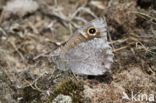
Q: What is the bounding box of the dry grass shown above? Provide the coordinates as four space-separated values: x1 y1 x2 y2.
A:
0 0 156 103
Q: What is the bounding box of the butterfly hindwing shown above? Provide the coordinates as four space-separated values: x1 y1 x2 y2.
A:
52 18 114 75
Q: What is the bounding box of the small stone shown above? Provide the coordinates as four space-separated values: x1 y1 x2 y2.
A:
52 94 72 103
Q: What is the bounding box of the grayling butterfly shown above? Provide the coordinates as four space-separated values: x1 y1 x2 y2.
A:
52 18 114 75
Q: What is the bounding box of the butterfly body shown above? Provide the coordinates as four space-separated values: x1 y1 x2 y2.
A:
52 18 114 75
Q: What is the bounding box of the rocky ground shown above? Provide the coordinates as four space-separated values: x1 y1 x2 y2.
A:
0 0 156 103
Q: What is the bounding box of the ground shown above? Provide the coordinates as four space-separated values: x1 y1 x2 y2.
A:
0 0 156 103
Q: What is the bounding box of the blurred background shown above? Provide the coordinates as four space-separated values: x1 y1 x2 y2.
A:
0 0 156 103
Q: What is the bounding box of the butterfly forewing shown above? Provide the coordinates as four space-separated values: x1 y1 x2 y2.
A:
52 18 114 75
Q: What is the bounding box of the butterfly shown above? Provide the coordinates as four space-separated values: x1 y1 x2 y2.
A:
52 18 114 75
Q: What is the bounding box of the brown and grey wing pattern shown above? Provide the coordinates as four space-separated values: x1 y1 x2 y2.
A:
61 18 108 52
52 18 114 75
53 38 114 75
61 31 87 52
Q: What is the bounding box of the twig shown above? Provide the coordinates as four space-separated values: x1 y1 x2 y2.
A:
109 38 128 44
136 12 156 25
0 27 7 36
9 41 26 61
113 42 135 52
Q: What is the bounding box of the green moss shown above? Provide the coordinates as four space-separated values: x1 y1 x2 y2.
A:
49 78 84 103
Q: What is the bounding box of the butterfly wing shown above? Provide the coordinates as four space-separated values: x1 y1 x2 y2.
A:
52 18 114 75
53 38 113 75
